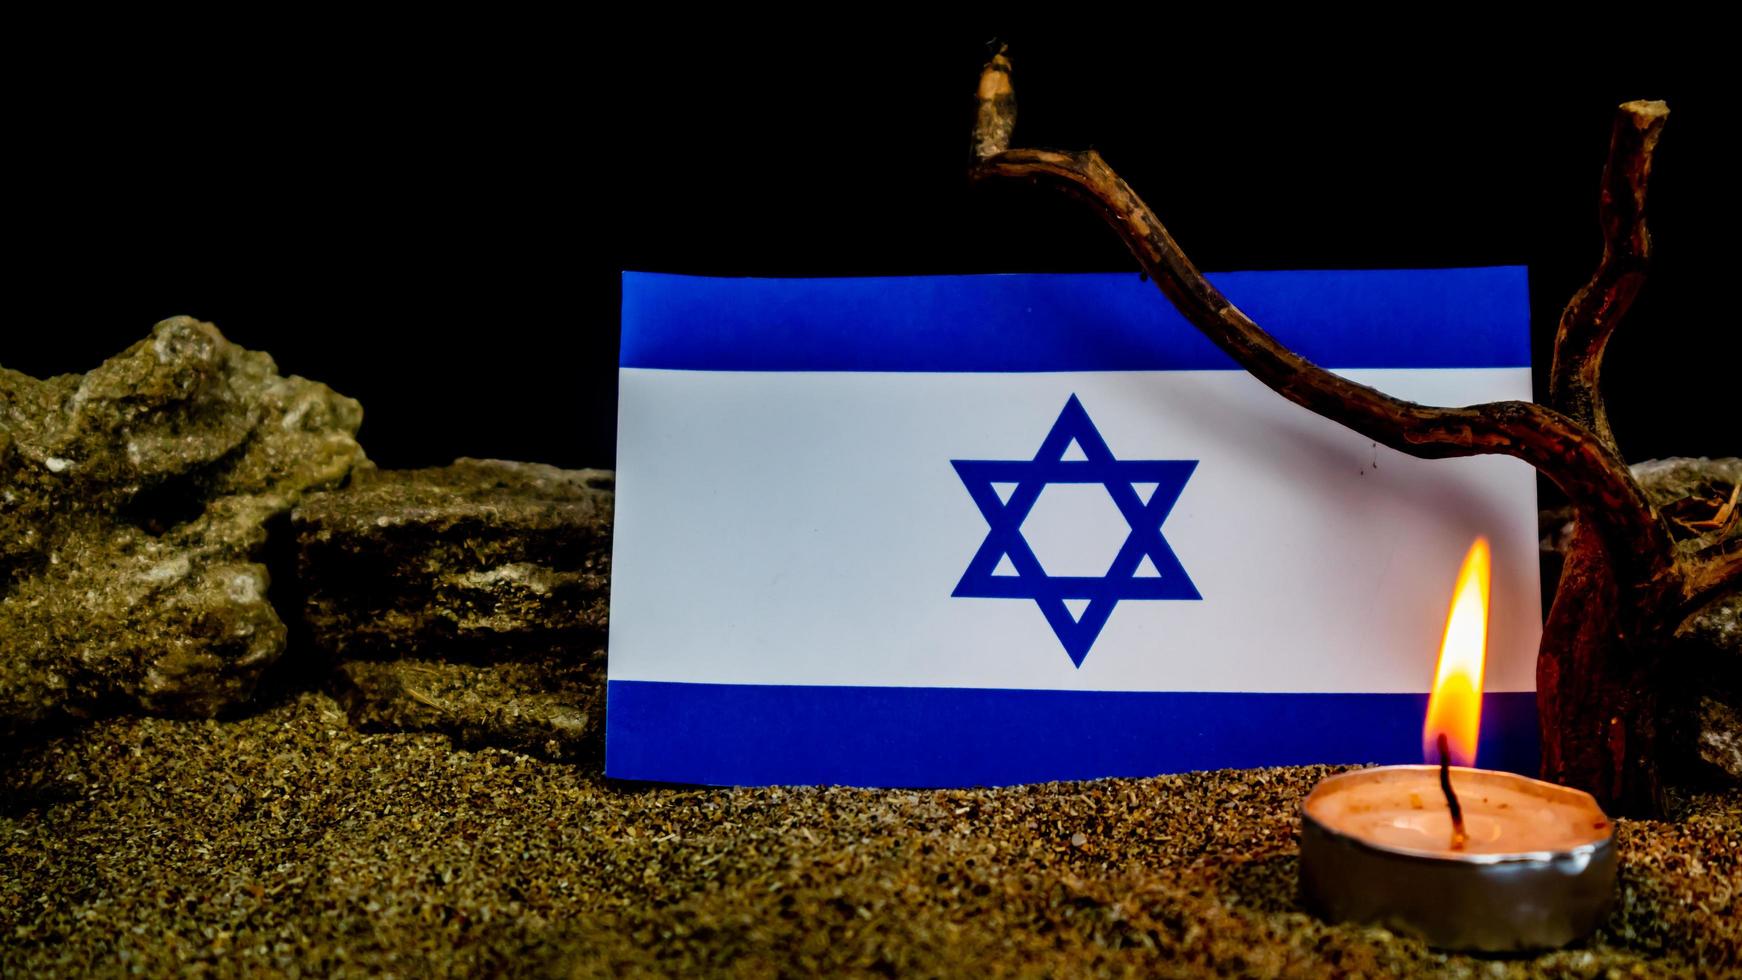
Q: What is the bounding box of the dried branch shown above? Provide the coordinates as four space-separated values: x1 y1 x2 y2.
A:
1550 101 1669 449
968 55 1679 602
972 46 1015 161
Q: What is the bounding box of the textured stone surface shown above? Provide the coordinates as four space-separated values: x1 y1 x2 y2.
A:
292 459 612 754
1632 457 1741 557
3 693 1739 977
292 458 611 660
1684 592 1742 780
1656 459 1742 781
1698 694 1742 782
1682 591 1742 662
331 653 604 762
1541 457 1741 565
0 318 364 735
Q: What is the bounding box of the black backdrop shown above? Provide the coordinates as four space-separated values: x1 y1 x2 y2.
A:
9 28 1733 473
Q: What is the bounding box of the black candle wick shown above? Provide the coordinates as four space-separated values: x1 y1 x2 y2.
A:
1437 733 1468 850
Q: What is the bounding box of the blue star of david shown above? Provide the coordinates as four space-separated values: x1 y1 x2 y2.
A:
952 395 1200 667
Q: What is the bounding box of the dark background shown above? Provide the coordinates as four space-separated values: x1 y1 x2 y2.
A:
8 28 1733 471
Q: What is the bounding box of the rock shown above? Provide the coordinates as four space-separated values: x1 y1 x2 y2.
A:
1630 457 1742 502
1683 592 1742 781
291 459 612 757
1541 457 1741 566
1649 462 1742 781
1630 456 1742 502
292 458 612 658
0 318 364 735
1631 457 1741 558
1697 695 1742 781
1681 591 1742 660
331 654 605 762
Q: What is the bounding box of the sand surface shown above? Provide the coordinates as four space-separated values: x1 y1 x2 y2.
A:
3 692 1738 977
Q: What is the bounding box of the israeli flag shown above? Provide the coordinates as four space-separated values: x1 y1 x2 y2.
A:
608 269 1541 786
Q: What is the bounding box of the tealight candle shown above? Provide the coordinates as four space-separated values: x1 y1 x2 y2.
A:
1300 765 1614 951
1297 538 1617 951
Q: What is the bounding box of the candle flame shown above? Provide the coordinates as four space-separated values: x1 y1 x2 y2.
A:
1422 537 1490 767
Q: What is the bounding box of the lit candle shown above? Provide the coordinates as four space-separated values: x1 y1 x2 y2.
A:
1298 538 1616 952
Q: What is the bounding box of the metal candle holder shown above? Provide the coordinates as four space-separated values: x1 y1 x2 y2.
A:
1299 766 1616 952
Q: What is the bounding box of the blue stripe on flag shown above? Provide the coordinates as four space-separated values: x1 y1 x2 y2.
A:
604 682 1539 787
620 268 1531 372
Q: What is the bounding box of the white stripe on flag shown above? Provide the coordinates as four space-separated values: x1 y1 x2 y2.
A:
609 367 1540 694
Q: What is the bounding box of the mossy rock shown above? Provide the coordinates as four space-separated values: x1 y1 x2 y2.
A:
0 317 364 735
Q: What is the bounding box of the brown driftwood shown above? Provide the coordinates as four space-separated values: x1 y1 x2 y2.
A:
969 47 1739 815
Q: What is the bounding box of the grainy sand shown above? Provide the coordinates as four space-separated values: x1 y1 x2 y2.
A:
3 692 1738 977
